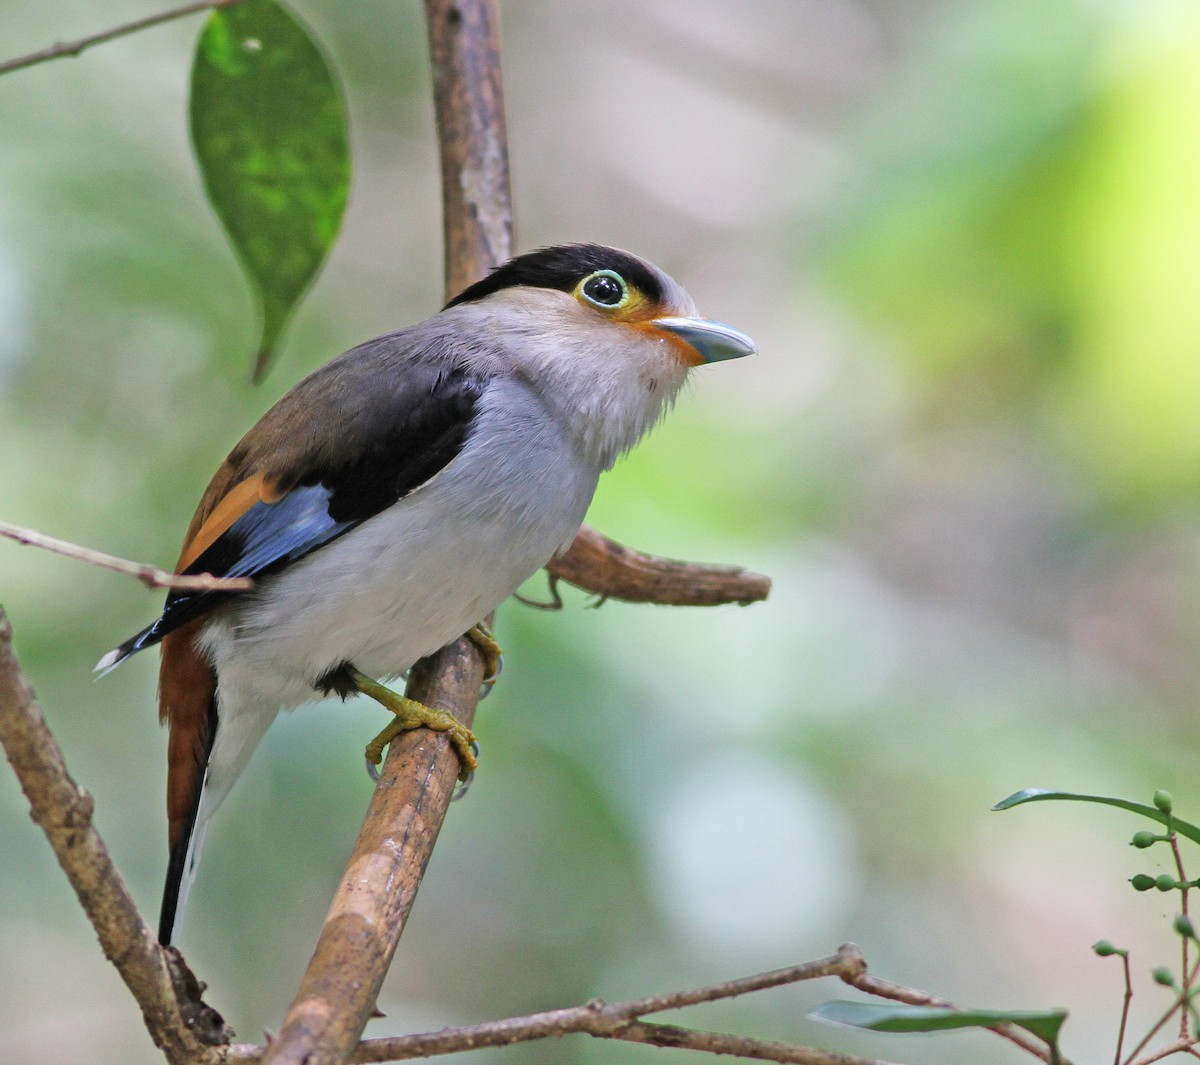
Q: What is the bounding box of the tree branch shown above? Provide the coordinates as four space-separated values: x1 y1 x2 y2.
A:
603 1021 894 1065
843 962 1069 1065
0 519 253 593
0 0 244 77
547 524 771 606
226 946 905 1064
0 627 1048 1065
0 596 925 1065
1128 1036 1195 1065
0 606 228 1064
257 642 488 1065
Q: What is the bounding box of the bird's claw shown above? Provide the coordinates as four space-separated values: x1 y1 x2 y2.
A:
350 666 478 783
451 741 481 801
362 701 478 779
466 622 503 693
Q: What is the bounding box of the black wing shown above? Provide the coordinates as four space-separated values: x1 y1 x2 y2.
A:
100 362 486 668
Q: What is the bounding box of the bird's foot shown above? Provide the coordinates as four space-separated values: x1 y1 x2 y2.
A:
347 666 478 781
466 622 503 691
451 740 481 801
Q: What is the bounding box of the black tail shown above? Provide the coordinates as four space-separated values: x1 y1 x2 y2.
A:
94 622 161 675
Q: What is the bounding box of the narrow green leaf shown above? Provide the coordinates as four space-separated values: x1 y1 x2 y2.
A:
812 1001 1068 1044
189 0 350 380
993 789 1200 846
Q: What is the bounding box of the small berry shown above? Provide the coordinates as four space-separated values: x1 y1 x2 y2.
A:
1154 790 1174 815
1175 916 1197 939
1132 831 1158 849
1131 874 1157 892
1153 967 1177 987
1093 940 1122 957
1157 874 1180 892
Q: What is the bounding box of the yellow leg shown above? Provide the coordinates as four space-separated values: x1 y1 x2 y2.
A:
348 667 478 780
467 622 503 687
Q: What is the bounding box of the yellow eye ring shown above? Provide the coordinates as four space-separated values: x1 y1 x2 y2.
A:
576 270 629 310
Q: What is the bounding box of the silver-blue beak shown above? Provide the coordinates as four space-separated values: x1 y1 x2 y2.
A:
652 317 757 364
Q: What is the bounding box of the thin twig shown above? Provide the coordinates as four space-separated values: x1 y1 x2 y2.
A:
1170 830 1192 1040
0 0 243 77
844 962 1069 1065
1129 1036 1196 1065
0 520 252 593
600 949 867 1018
512 572 564 610
606 1020 898 1065
1125 997 1194 1065
0 607 223 1065
227 946 893 1063
1117 951 1134 1065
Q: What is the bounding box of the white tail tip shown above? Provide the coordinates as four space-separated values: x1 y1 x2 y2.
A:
93 649 123 675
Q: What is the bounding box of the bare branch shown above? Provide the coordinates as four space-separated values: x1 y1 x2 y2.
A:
844 961 1069 1065
1124 999 1195 1065
1129 1037 1196 1065
0 606 224 1064
0 0 243 77
606 1020 897 1065
258 642 488 1065
603 949 867 1018
548 524 771 607
0 519 252 593
1116 951 1134 1065
226 946 899 1064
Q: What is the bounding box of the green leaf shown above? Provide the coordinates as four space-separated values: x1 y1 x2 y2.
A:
993 789 1200 846
812 1001 1068 1044
189 0 350 380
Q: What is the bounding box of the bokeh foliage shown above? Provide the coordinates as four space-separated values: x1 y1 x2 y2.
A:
3 2 1200 1064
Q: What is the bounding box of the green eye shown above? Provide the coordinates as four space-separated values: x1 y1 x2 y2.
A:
579 270 628 309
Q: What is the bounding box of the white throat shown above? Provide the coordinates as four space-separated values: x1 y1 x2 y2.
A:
438 294 693 470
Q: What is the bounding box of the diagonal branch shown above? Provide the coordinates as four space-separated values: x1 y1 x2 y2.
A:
843 963 1068 1065
0 519 253 593
258 643 488 1065
0 0 244 77
0 606 226 1064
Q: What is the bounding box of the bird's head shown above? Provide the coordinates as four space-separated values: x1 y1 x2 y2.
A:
446 242 755 367
442 244 755 467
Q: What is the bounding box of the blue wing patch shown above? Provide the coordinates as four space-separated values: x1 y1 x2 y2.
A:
191 483 353 582
97 485 357 671
97 363 486 674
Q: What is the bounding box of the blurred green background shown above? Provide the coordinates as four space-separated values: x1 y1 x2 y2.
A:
3 1 1200 1062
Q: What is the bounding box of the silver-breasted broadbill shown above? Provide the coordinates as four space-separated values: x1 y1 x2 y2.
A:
97 243 756 944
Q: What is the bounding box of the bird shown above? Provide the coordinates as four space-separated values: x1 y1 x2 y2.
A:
97 243 756 945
